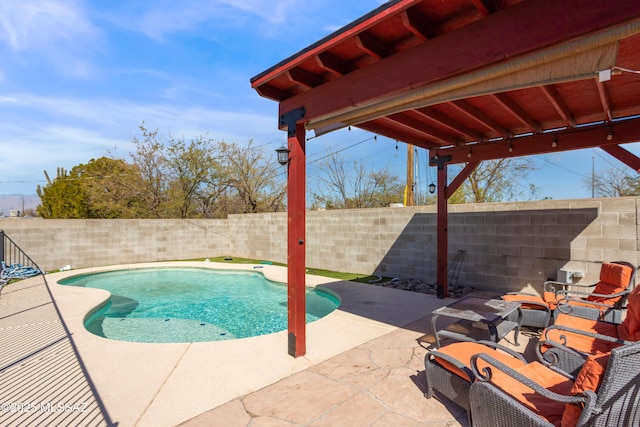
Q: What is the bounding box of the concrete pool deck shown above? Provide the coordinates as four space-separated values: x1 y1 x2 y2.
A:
1 262 526 426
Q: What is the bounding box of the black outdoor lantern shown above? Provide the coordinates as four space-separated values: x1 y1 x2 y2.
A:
275 145 290 166
429 182 436 194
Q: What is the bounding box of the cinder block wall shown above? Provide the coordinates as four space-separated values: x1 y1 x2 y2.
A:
0 219 229 272
2 197 638 294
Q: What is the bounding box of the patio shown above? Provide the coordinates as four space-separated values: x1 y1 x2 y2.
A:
0 262 536 426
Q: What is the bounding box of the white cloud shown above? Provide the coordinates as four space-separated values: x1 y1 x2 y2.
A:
0 92 282 193
0 0 99 50
0 0 102 77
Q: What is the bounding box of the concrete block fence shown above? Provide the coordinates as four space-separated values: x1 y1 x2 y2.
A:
2 197 638 295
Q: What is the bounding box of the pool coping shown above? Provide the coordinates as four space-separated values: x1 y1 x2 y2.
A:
48 261 446 427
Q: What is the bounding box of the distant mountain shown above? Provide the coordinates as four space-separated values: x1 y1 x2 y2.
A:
0 194 40 216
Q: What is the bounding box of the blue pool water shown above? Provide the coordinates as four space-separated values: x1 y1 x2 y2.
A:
59 267 340 343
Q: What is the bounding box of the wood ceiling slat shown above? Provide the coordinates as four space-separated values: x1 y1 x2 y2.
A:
541 85 576 128
449 100 511 138
387 112 457 144
414 107 484 142
596 78 613 123
491 93 541 133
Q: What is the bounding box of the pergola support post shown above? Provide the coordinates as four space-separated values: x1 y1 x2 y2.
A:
281 107 307 358
432 155 479 298
435 156 449 298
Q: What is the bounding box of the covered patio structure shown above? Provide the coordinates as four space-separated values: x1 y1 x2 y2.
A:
251 0 640 357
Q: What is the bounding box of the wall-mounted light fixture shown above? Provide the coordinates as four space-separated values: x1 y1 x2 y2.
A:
429 183 436 194
275 145 290 166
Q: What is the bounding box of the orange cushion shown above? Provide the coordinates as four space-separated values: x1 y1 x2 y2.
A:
561 353 610 427
543 292 559 310
618 285 640 341
430 342 526 382
547 315 619 354
598 262 632 290
587 263 632 305
489 361 573 426
503 293 552 311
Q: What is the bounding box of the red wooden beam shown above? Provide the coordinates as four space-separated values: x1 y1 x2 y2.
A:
600 144 640 172
277 0 640 124
446 161 480 199
287 121 307 357
251 0 422 88
432 117 640 165
436 161 448 298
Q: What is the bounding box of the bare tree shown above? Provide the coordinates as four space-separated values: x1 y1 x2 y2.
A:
585 167 640 197
451 157 540 203
219 140 286 214
129 124 168 217
310 150 403 209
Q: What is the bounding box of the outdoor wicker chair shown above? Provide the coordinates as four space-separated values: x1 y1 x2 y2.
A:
502 261 635 328
537 283 640 375
424 340 528 422
468 341 640 427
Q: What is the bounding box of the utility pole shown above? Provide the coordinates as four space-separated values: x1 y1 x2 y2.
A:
406 144 415 206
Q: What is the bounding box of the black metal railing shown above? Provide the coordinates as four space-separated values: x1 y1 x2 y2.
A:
0 229 43 281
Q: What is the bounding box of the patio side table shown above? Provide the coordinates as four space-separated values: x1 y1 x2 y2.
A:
430 296 522 348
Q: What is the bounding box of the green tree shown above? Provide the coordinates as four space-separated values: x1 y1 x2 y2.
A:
164 134 223 218
37 158 147 219
78 157 146 218
36 167 88 218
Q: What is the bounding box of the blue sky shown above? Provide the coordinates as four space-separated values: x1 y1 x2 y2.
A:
0 0 637 200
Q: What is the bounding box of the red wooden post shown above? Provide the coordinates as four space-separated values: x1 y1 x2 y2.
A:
287 120 306 357
436 161 448 298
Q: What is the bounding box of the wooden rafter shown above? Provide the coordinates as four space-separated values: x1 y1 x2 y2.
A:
355 32 393 60
491 93 541 133
470 0 498 16
595 77 613 123
415 107 484 141
286 68 325 89
449 100 511 138
386 113 456 144
315 52 348 77
541 85 576 128
401 9 440 41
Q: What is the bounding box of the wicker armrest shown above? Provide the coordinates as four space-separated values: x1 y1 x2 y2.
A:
534 339 587 370
542 324 627 345
470 353 585 404
427 350 476 382
555 293 628 314
542 280 571 293
427 340 527 382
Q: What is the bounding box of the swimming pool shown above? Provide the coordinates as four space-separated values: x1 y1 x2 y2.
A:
59 267 340 343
